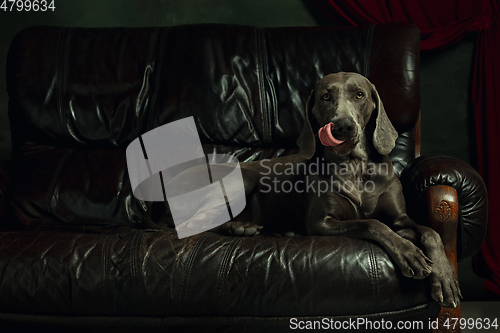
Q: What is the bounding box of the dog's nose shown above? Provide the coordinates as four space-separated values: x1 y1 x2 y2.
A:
333 118 355 134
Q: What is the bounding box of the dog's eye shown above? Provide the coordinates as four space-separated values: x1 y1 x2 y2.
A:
356 92 364 99
322 93 330 101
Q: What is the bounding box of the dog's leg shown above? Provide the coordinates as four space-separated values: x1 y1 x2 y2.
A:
164 164 263 237
211 221 263 236
175 207 262 237
307 216 433 281
393 217 462 309
379 182 461 309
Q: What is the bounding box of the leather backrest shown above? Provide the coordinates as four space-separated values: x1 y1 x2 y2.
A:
6 23 420 227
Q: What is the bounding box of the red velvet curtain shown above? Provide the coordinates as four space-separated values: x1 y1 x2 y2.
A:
312 0 500 296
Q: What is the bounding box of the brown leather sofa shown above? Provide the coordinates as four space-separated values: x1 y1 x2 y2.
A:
0 23 488 332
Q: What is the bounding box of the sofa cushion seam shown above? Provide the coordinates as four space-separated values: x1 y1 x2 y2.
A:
255 28 270 144
368 242 380 309
179 233 212 312
56 27 67 138
40 148 73 228
147 27 171 132
100 234 113 315
129 230 145 315
213 237 240 313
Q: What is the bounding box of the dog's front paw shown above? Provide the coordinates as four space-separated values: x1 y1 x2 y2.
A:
223 222 263 236
386 238 433 280
429 258 462 308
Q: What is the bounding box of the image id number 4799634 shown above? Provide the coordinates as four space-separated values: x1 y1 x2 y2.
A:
1 0 55 11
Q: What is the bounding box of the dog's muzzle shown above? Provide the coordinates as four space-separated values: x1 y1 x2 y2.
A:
318 123 345 146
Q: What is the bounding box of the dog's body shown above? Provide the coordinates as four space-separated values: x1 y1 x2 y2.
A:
146 72 461 309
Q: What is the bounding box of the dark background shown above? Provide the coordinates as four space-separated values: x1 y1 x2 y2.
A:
0 0 483 298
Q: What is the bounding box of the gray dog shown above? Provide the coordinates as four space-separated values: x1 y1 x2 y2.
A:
147 72 461 309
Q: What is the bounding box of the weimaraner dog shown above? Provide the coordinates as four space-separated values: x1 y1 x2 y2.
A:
146 72 461 309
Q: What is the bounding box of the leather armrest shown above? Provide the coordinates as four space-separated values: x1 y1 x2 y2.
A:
426 185 462 333
0 164 8 224
400 155 488 261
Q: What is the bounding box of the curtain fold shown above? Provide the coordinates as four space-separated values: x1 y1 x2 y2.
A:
312 0 500 296
473 1 500 297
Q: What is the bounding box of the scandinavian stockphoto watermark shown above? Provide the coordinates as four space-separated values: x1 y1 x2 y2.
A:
258 158 389 195
125 117 246 239
125 117 389 238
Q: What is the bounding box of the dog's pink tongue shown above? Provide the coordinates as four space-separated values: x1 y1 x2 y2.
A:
318 123 345 147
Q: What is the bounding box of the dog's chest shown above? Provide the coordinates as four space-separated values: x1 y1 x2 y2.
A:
322 160 384 215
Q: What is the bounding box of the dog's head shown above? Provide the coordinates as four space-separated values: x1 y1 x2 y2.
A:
297 72 398 159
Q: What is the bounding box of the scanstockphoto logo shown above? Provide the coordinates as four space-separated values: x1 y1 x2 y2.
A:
126 117 246 239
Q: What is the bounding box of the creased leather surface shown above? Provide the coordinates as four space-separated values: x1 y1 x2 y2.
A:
401 155 488 261
0 229 432 317
7 25 419 149
6 23 421 227
390 129 415 178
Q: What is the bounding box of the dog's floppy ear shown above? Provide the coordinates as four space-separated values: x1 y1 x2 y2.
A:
371 84 398 155
297 90 316 160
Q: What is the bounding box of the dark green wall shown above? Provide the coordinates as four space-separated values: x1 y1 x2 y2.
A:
420 36 476 165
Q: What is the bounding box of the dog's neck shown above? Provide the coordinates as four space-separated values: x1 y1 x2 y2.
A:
318 132 389 208
320 130 390 181
323 130 371 165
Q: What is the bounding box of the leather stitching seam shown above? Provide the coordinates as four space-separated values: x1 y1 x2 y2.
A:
100 234 113 315
147 27 172 132
129 230 145 315
40 149 73 229
179 233 212 312
56 27 67 138
213 237 240 312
